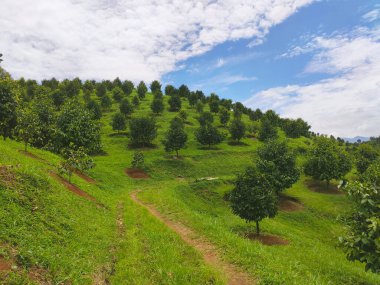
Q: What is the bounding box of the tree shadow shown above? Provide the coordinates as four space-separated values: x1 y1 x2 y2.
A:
108 131 129 137
227 141 249 146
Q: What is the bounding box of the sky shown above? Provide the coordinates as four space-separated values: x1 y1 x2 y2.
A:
1 0 379 137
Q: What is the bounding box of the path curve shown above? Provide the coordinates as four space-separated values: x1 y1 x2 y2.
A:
130 191 256 285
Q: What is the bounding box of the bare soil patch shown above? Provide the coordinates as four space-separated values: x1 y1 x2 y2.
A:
28 266 52 285
279 195 304 212
0 256 12 272
0 165 17 187
130 191 255 285
125 168 149 179
305 179 344 195
49 172 97 202
74 169 97 184
244 233 289 246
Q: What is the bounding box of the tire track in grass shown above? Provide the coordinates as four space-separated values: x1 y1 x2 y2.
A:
93 202 124 285
130 191 256 285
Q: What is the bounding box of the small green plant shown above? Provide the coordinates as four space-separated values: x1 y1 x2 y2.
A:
131 151 145 169
58 147 94 183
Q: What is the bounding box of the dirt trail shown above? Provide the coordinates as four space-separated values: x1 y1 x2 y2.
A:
130 191 256 285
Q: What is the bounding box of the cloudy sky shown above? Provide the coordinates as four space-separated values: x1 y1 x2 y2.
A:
1 0 379 137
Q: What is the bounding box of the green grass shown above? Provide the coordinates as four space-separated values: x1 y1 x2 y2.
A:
1 91 379 284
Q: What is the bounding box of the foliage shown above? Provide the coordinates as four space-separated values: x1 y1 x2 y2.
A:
58 147 94 183
179 110 187 122
197 111 213 126
129 117 157 147
258 118 278 142
230 166 278 235
120 98 133 116
16 106 40 151
137 81 147 99
96 82 107 97
178 84 190 98
162 117 188 157
209 100 219 113
168 94 182 112
355 144 379 174
229 119 246 142
0 76 18 140
111 112 127 133
304 136 352 185
131 151 145 169
100 94 112 110
340 181 380 273
195 101 204 113
219 108 230 126
281 118 311 138
121 80 134 95
195 124 225 148
86 99 102 120
55 100 101 154
150 80 162 94
132 95 140 106
165 84 176 96
112 86 125 102
361 161 380 187
257 140 300 194
151 97 164 114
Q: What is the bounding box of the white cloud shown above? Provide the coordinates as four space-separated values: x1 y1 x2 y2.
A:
245 25 380 137
0 0 314 82
363 8 380 22
216 58 226 68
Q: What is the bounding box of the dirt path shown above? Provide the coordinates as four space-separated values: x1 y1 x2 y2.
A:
130 191 256 285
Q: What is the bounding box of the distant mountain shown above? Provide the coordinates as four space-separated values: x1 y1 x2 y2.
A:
343 136 370 143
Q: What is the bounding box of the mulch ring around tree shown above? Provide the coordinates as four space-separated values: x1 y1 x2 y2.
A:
125 168 149 179
243 232 289 246
279 195 304 212
305 179 344 195
49 172 98 203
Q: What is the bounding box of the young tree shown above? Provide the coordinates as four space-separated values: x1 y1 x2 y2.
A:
209 99 219 113
132 95 140 107
151 97 164 114
179 110 188 122
112 86 124 102
340 181 380 273
121 80 134 95
230 166 278 235
86 99 102 120
16 107 40 151
162 117 188 157
0 76 17 140
258 118 278 142
219 108 230 127
150 80 161 94
120 98 133 116
304 136 352 187
129 117 157 147
131 151 145 169
195 124 225 149
165 84 175 96
195 101 204 113
58 147 94 183
168 94 181 112
188 92 198 107
197 111 213 126
112 77 122 89
178 84 190 98
96 83 107 97
101 94 112 111
111 112 127 133
229 118 246 142
137 81 147 99
257 140 300 194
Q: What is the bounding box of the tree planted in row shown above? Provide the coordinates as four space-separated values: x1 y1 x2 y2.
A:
162 117 188 158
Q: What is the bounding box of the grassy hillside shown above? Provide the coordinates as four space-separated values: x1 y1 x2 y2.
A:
1 90 379 284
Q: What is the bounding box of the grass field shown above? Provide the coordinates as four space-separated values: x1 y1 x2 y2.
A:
1 91 379 284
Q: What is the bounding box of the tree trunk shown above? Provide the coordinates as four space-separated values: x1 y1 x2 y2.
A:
326 179 330 190
176 150 179 158
255 221 260 235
